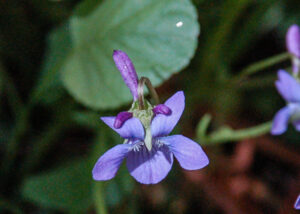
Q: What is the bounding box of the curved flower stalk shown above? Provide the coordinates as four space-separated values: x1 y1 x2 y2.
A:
92 50 209 184
271 70 300 135
286 24 300 75
295 195 300 210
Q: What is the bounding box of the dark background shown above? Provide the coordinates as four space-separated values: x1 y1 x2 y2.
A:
0 0 299 213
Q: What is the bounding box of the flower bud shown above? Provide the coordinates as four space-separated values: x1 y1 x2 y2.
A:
113 50 139 100
286 24 300 58
286 25 300 75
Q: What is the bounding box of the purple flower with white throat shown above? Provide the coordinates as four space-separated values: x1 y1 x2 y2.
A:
286 24 300 75
271 70 300 135
92 91 209 184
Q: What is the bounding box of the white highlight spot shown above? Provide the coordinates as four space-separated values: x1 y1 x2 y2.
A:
176 21 183 28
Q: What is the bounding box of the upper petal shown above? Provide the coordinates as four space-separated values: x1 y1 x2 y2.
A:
101 116 144 140
151 91 185 137
275 70 300 102
286 24 300 58
113 50 139 100
92 144 131 181
271 106 292 135
161 135 209 170
126 145 173 184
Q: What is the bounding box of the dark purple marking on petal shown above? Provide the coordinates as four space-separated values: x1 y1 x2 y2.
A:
153 104 172 115
151 91 185 137
101 116 144 140
92 144 131 181
294 194 300 210
286 24 300 58
275 70 300 103
161 135 209 170
113 50 139 100
126 144 173 184
114 111 133 129
271 106 292 135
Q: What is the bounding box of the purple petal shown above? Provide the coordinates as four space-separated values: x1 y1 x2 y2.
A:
286 24 300 58
292 58 300 74
294 194 300 210
113 50 139 100
153 104 172 115
271 106 292 135
101 116 144 140
114 111 133 129
275 70 300 102
161 135 209 170
151 91 185 137
92 144 131 181
126 145 173 184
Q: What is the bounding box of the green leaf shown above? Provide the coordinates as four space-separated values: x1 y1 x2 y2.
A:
21 158 93 212
62 0 199 109
74 0 102 17
72 110 101 129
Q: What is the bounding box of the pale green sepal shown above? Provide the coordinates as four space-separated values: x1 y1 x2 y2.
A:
144 128 152 151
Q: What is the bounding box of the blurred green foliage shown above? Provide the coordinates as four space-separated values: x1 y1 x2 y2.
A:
0 0 299 213
61 0 199 109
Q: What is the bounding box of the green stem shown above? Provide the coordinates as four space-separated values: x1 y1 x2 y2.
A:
91 132 108 214
0 61 23 119
1 106 30 174
137 77 159 110
93 183 107 214
232 52 290 82
200 121 272 145
0 61 28 174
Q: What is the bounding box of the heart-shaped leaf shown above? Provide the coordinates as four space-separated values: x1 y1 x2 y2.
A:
61 0 199 109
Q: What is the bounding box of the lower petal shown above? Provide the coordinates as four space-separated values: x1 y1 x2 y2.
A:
126 145 173 184
271 106 291 135
162 135 209 170
92 144 131 181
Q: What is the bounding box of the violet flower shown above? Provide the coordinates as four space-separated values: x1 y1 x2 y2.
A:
93 91 209 184
271 70 300 135
295 194 300 210
92 50 209 184
286 24 300 75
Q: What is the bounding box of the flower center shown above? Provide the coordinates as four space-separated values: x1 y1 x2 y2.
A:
127 138 164 153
